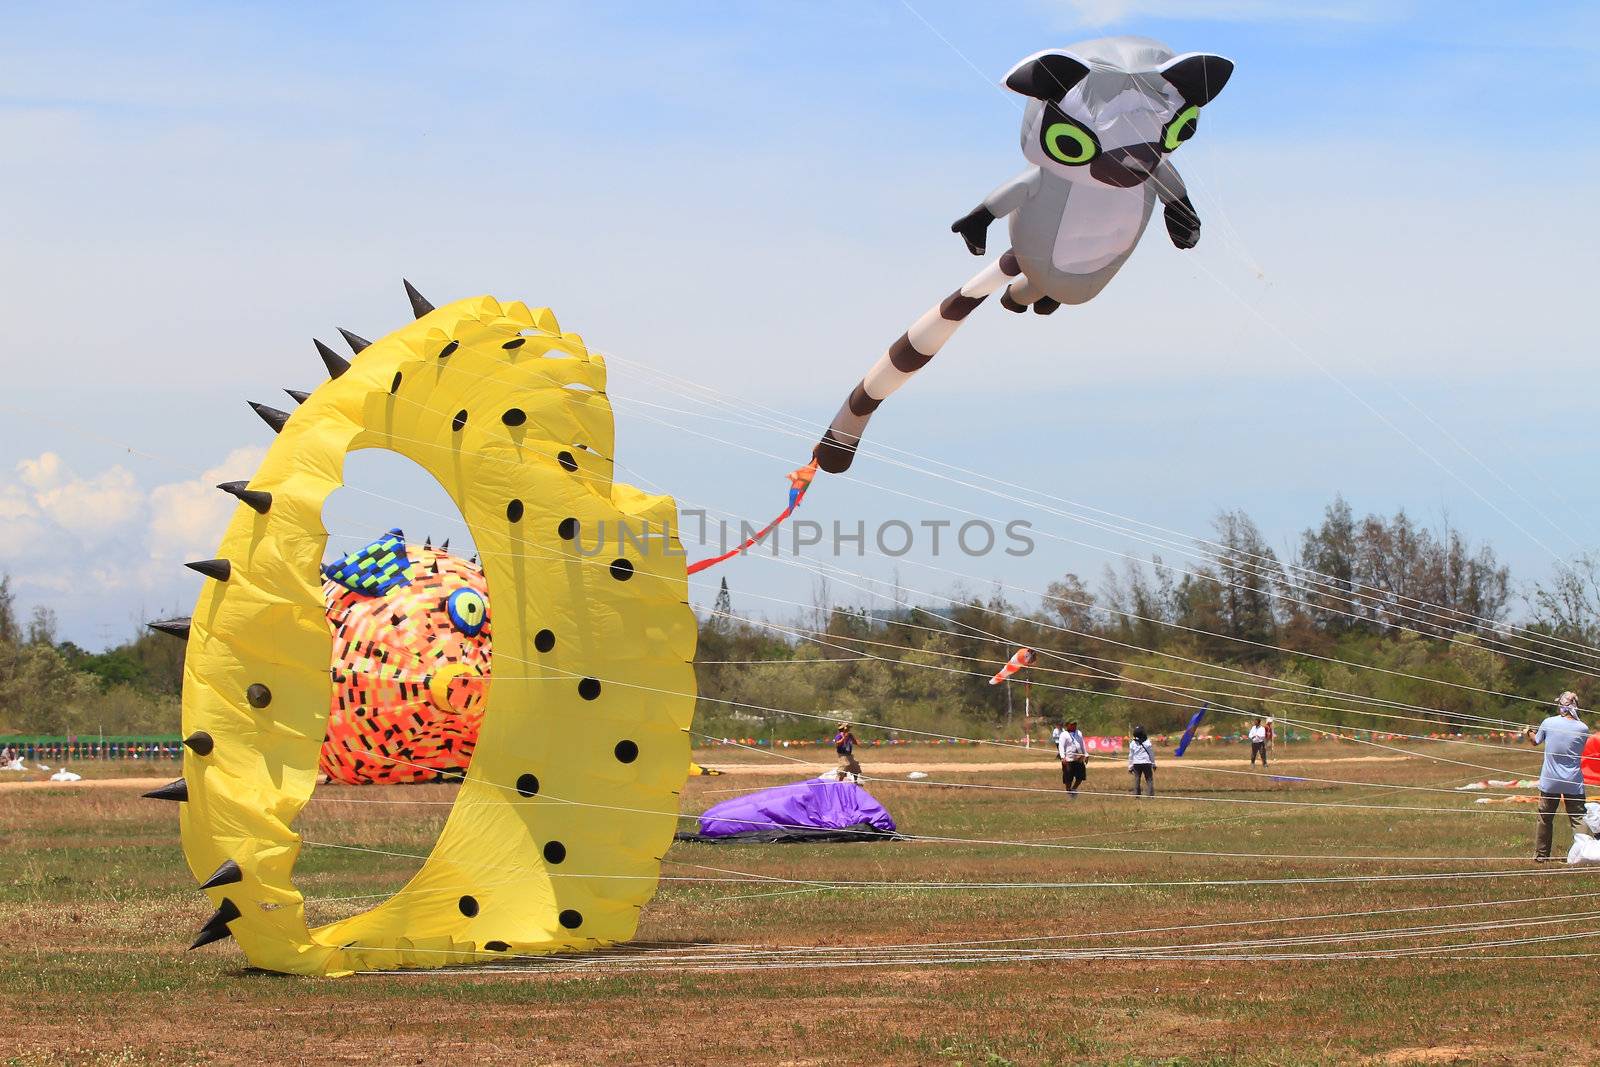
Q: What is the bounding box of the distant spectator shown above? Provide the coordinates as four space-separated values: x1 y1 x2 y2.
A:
1128 726 1156 797
1524 691 1590 862
1249 718 1268 766
1057 718 1087 797
833 722 862 784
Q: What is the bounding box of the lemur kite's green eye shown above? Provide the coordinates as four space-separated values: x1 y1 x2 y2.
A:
1162 105 1200 151
1040 106 1099 166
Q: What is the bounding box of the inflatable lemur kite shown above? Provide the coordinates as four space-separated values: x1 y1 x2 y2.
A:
815 36 1233 473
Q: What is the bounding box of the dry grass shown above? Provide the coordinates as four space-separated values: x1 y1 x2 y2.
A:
2 741 1597 1066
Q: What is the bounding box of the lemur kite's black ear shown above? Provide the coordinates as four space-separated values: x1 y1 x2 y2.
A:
1159 53 1234 106
1003 50 1092 101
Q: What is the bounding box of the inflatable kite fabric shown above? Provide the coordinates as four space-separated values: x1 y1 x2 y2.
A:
679 779 899 843
320 531 489 785
989 647 1036 685
1568 804 1600 865
1174 703 1209 757
1582 733 1600 787
319 530 719 786
815 36 1233 472
143 282 698 976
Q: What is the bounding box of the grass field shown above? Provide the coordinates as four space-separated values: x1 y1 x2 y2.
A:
4 740 1598 1066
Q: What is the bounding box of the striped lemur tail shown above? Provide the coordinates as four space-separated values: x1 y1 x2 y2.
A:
814 252 1023 474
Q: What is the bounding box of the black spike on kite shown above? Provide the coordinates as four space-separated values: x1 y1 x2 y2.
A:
186 558 231 582
403 279 435 319
284 389 311 406
337 327 371 354
440 538 449 551
199 859 243 891
143 777 188 802
248 401 290 434
147 616 192 640
189 898 242 950
217 481 272 515
314 338 351 379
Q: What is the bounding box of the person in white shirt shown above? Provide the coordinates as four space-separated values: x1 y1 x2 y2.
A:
1057 718 1087 796
1127 726 1156 796
1248 718 1268 766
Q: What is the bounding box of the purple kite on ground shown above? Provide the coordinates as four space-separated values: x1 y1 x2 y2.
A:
682 779 899 843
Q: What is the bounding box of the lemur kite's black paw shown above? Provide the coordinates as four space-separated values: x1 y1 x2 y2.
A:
951 206 995 256
1165 196 1201 250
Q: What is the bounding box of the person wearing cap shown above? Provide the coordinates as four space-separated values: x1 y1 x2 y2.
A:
1128 725 1156 796
1524 691 1590 862
1058 718 1087 796
832 722 862 784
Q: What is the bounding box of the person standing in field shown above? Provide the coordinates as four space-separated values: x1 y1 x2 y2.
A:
1524 691 1590 862
833 721 862 784
1249 718 1269 766
1058 717 1087 797
1128 726 1156 797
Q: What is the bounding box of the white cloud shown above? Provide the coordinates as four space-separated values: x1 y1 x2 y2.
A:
1052 0 1395 26
0 481 48 571
146 446 267 565
0 445 267 604
11 452 143 546
0 484 37 521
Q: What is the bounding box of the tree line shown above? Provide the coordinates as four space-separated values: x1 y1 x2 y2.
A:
695 496 1596 739
0 577 182 735
1 494 1594 740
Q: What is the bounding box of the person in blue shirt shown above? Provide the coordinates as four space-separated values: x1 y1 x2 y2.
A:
1524 691 1591 862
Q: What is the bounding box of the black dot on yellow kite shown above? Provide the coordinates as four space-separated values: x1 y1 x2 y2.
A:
167 284 698 975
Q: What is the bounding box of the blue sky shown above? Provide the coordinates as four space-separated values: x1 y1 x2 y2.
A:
2 1 1598 648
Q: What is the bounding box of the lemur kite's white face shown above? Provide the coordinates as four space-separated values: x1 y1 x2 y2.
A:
1006 47 1233 190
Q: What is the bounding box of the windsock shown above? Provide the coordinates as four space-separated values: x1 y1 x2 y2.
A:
989 647 1036 685
1175 703 1208 757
